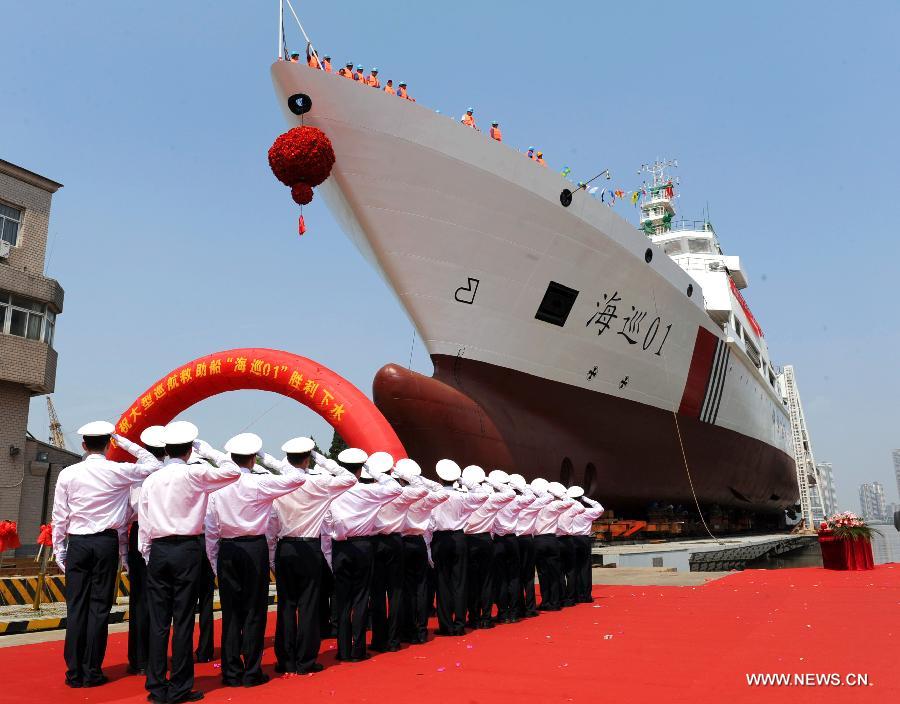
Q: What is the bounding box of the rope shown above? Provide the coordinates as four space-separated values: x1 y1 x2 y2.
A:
671 411 722 543
407 328 416 369
238 397 285 433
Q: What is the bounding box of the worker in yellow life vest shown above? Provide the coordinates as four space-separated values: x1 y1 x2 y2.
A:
526 146 537 161
339 62 354 79
366 68 381 88
397 82 415 101
536 151 547 166
461 107 478 130
354 65 365 83
490 121 502 142
384 79 396 95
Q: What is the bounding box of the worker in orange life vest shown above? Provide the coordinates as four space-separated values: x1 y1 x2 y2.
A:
490 121 502 142
321 55 332 72
289 52 301 63
461 107 478 130
354 65 365 83
397 82 415 101
536 151 547 166
366 68 381 88
306 43 320 69
384 79 396 96
526 146 537 161
339 62 354 79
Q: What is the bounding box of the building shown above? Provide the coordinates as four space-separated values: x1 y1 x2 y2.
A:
816 462 839 518
884 502 900 525
0 159 75 555
858 482 886 523
893 449 900 503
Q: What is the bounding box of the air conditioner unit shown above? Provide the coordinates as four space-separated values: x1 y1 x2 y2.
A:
0 241 11 259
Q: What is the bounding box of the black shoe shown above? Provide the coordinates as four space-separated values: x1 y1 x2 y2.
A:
434 629 455 636
524 610 540 618
479 620 495 629
368 642 387 652
274 663 293 674
147 695 166 703
222 679 243 687
451 627 466 636
127 665 147 675
347 653 371 662
65 680 83 689
296 663 324 674
195 654 212 663
171 692 204 703
83 675 109 688
244 674 270 687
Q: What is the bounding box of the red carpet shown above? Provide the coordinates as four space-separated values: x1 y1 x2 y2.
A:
1 566 896 704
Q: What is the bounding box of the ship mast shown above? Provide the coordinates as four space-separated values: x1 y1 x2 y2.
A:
638 158 678 236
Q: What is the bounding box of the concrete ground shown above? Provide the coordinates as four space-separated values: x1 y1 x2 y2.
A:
591 565 732 586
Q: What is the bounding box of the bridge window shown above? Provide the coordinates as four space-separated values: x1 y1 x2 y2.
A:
688 238 712 253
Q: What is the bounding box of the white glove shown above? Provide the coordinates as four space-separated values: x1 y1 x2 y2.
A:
55 555 66 572
324 459 342 475
193 439 214 457
461 477 479 491
120 555 129 577
393 467 415 483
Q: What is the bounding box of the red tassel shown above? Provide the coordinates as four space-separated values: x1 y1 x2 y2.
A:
298 214 306 236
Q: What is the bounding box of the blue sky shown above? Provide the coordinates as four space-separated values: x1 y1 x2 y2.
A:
3 1 898 513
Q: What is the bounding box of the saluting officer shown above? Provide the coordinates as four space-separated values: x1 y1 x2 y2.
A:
126 425 167 675
556 488 586 607
138 421 241 704
186 451 216 664
532 481 575 612
52 421 163 689
323 448 402 662
260 439 356 674
490 472 535 624
568 488 604 603
200 433 307 688
514 476 554 618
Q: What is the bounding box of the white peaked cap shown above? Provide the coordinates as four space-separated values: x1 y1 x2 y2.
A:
78 420 115 437
547 481 567 498
531 477 550 493
162 421 199 445
224 432 263 455
338 447 369 465
395 458 422 476
367 451 395 474
281 436 315 453
139 425 166 448
508 473 527 491
462 465 486 484
436 459 462 481
567 485 585 499
487 469 510 484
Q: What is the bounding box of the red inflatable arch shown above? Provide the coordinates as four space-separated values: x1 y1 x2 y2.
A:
107 348 406 462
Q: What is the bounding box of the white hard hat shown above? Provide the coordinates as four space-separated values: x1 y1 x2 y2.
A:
224 432 263 455
395 458 422 476
162 421 199 445
338 447 368 465
488 469 510 484
78 420 115 437
436 459 462 481
508 473 527 491
139 425 166 448
282 436 315 453
462 465 486 484
567 485 585 499
531 477 550 493
547 481 567 498
367 451 395 474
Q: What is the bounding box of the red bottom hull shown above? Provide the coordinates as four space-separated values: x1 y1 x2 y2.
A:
373 355 798 518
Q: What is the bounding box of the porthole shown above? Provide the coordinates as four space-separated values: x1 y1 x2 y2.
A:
687 284 693 297
644 248 653 263
287 93 312 115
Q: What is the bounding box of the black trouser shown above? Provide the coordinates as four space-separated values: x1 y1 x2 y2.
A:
517 535 537 616
431 529 467 634
493 533 521 621
574 535 593 602
274 537 324 672
332 537 375 660
217 535 269 686
146 535 203 703
534 533 562 610
400 535 429 643
558 535 577 606
465 532 495 626
320 558 336 637
64 529 119 686
194 553 215 660
127 523 149 672
370 533 404 650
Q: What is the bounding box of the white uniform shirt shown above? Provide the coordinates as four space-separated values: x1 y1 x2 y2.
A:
571 498 605 535
374 485 428 535
203 455 307 570
431 487 489 531
515 492 555 536
323 473 403 541
533 496 575 536
403 482 450 536
556 501 587 536
492 489 537 536
52 435 162 569
137 457 241 561
466 483 515 534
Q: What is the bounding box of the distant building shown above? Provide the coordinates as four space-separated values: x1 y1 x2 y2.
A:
859 482 886 523
884 502 900 524
893 450 900 503
816 462 838 518
0 159 73 554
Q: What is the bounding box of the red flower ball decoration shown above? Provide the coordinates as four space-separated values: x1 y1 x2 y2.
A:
291 183 314 206
268 125 336 191
37 523 53 547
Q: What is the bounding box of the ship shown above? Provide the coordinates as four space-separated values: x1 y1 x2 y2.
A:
270 58 799 524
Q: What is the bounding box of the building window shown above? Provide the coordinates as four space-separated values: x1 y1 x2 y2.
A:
0 203 22 246
0 291 54 346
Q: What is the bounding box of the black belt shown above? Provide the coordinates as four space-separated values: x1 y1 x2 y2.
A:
221 535 266 543
280 536 320 543
70 528 117 538
433 529 464 536
336 536 372 543
380 532 402 538
152 534 203 543
536 533 558 538
466 531 491 538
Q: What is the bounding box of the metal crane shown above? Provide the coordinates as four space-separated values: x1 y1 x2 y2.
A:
46 395 66 449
